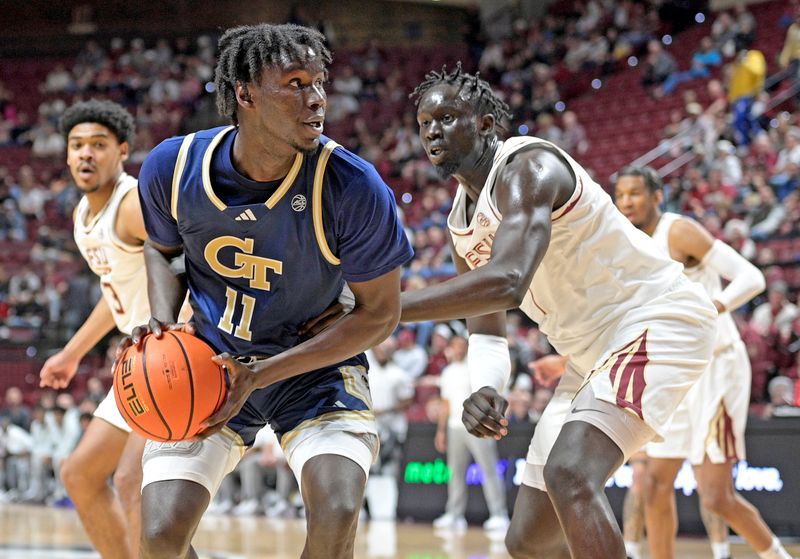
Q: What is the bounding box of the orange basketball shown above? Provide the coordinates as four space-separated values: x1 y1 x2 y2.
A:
113 331 227 442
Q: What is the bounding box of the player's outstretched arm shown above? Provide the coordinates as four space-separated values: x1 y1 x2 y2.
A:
40 297 117 389
668 218 765 313
400 148 573 323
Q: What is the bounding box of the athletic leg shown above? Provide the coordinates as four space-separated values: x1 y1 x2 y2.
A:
505 484 569 559
443 426 470 519
140 479 208 559
643 457 683 559
113 434 145 559
697 459 790 556
300 454 367 559
698 495 731 559
60 418 135 559
623 453 647 559
543 421 627 558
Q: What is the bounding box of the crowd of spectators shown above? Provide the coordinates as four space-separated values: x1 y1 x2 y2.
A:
1 2 800 510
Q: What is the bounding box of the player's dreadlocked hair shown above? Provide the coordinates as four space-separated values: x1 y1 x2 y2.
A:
409 62 512 128
59 99 135 145
214 23 332 124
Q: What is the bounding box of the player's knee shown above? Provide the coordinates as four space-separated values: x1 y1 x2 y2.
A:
60 455 91 495
643 470 673 502
307 493 361 532
140 520 191 559
698 484 733 516
113 467 142 508
543 457 595 502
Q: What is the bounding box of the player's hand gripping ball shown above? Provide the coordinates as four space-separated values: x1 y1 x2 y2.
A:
113 331 227 442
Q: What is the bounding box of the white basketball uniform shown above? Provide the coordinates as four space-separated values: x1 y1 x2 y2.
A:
74 173 150 432
645 213 750 464
448 137 717 490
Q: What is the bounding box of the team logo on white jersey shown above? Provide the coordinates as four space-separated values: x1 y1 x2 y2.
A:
477 212 491 227
291 194 307 212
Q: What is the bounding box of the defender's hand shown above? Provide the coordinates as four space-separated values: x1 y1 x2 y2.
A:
298 301 347 339
115 317 195 358
462 386 509 440
198 353 259 439
40 351 81 389
529 354 567 387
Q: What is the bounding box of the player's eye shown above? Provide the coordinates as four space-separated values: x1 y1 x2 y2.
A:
442 114 454 123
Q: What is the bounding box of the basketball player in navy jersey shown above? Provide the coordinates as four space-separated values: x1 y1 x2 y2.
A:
398 66 718 558
130 24 412 559
39 100 147 559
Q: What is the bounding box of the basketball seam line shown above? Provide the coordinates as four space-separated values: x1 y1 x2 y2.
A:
114 348 163 440
142 336 173 441
168 332 195 441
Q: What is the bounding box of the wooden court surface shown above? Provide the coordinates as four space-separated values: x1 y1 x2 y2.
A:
1 504 798 558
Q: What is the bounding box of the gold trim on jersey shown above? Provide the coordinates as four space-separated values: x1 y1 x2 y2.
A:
201 127 235 211
171 133 196 221
265 152 303 209
200 126 303 212
340 365 372 408
279 409 375 451
312 140 341 265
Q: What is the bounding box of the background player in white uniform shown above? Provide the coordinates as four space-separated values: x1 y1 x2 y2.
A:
39 100 151 559
616 166 795 559
400 64 716 558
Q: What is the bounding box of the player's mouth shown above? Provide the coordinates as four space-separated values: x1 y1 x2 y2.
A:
77 165 96 180
303 118 324 137
428 145 446 163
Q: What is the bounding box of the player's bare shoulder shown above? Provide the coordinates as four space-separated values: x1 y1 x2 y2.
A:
495 145 574 212
116 185 147 246
666 214 714 267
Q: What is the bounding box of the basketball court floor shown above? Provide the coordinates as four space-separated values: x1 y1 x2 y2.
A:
1 504 798 558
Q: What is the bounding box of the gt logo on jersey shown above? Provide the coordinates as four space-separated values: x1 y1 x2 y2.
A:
204 236 283 291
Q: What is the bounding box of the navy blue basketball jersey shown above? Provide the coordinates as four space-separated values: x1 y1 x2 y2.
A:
138 126 413 358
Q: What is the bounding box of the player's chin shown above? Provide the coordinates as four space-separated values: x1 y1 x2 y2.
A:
292 137 321 155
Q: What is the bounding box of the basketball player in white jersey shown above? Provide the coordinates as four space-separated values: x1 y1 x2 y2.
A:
39 100 154 559
616 167 795 559
398 64 717 558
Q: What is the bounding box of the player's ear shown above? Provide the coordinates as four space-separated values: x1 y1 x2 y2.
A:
235 81 255 109
655 188 664 206
119 141 129 163
479 114 496 136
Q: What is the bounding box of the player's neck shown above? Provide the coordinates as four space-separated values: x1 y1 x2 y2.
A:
642 211 662 237
455 138 499 201
232 127 297 182
83 172 121 220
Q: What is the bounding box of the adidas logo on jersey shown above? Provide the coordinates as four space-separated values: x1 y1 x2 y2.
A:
235 209 257 221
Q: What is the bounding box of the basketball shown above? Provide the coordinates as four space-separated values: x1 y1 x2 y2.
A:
112 331 227 442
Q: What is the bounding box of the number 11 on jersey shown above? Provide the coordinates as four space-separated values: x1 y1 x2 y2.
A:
218 286 255 341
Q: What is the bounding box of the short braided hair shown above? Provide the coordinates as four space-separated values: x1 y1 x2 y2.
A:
59 99 135 145
214 23 332 124
617 165 662 193
410 62 512 127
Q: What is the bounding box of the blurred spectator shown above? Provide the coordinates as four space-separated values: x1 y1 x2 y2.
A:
723 219 756 261
750 282 799 339
393 328 428 381
506 387 533 425
728 49 766 146
535 113 563 146
641 40 677 92
762 376 798 418
530 388 554 423
779 7 800 76
0 387 31 431
433 336 509 532
660 37 722 96
366 338 414 475
561 111 589 155
770 128 800 199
